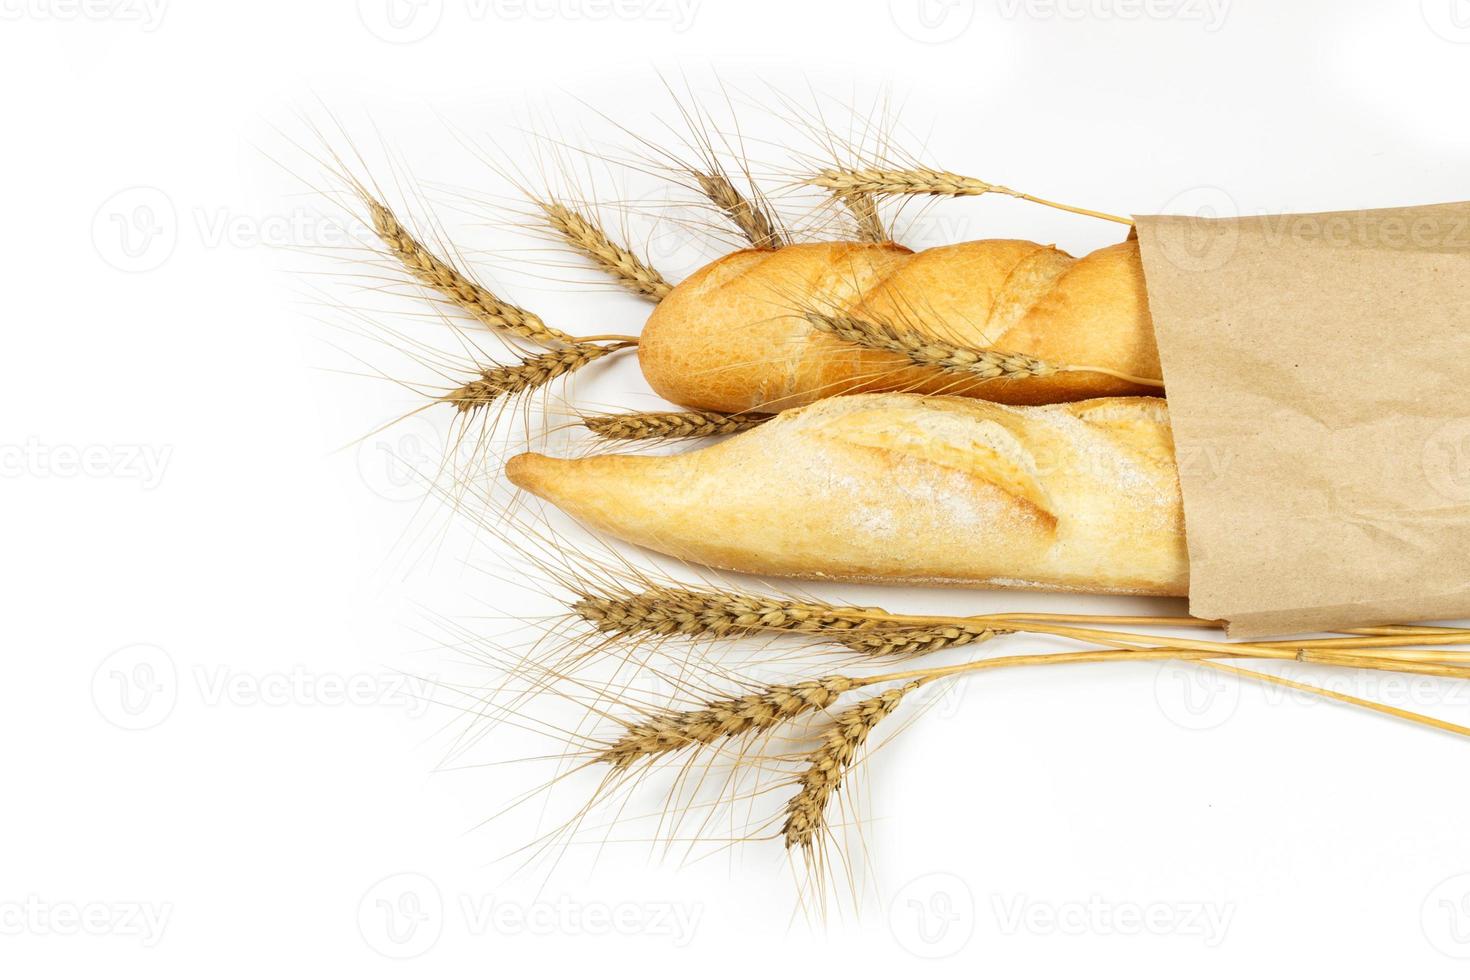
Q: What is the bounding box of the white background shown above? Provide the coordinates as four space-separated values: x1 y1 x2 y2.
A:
5 0 1470 976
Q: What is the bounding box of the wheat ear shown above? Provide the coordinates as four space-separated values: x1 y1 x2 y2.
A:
596 675 861 770
362 194 573 344
582 410 771 440
782 681 920 852
537 200 673 302
804 311 1165 388
807 167 1134 227
695 171 784 249
805 311 1058 380
571 588 1000 656
443 342 632 413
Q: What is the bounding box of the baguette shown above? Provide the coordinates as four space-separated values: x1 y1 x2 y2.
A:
506 393 1188 596
636 238 1159 413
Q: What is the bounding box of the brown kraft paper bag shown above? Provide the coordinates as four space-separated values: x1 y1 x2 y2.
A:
1134 202 1470 637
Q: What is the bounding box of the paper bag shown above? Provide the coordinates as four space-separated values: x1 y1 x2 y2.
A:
1134 202 1470 637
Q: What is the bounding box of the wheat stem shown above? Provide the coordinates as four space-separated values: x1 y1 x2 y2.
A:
807 167 1135 227
803 311 1165 388
571 588 999 656
1199 661 1470 738
840 191 887 244
570 588 1470 673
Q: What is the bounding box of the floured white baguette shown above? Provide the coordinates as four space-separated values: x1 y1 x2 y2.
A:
506 393 1188 596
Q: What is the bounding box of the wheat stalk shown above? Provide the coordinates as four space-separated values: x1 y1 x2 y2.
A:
596 675 861 770
805 311 1165 388
443 342 631 413
537 200 673 302
695 172 784 249
362 195 573 344
782 681 920 852
807 167 1134 227
574 588 886 640
582 410 771 440
571 587 1000 656
804 311 1058 380
841 191 887 244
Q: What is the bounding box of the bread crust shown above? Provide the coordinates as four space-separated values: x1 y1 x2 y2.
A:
506 393 1188 596
637 239 1160 413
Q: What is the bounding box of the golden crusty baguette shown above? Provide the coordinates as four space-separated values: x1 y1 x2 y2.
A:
635 238 1159 413
506 393 1188 596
